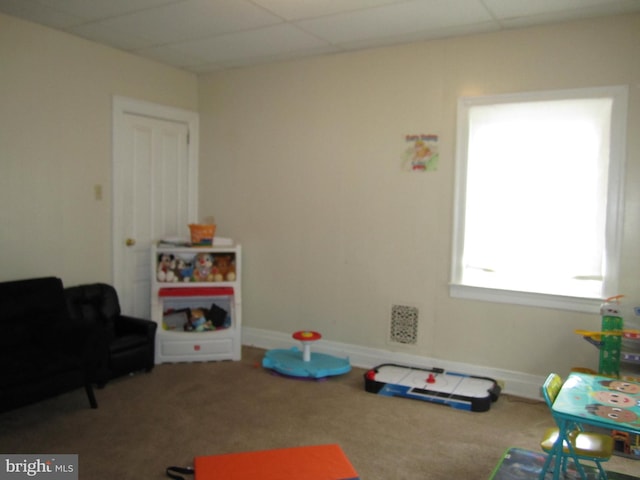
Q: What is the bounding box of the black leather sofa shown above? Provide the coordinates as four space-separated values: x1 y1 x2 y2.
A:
64 283 157 387
0 277 99 413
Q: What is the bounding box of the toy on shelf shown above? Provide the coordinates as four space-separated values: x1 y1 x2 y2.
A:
262 330 351 379
193 252 216 282
215 255 236 282
600 295 624 377
156 250 238 284
157 253 177 282
188 223 216 246
612 430 640 459
575 329 640 344
575 295 640 385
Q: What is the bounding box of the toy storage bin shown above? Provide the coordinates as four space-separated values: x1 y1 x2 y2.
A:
189 223 216 246
159 287 234 332
161 295 233 331
151 244 242 363
154 287 240 362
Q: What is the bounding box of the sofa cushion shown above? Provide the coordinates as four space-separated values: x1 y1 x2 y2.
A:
0 277 68 350
0 277 100 412
0 346 85 388
64 283 121 342
109 334 149 354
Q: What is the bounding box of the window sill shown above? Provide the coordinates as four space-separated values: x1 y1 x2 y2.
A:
449 283 602 313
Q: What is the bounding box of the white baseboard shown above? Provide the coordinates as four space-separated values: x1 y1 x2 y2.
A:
241 327 544 401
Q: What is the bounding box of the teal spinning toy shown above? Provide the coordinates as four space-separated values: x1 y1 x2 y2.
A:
262 331 351 379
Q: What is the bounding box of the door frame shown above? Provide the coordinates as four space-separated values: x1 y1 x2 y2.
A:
112 95 199 300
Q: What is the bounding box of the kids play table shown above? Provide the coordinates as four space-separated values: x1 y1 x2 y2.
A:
542 372 640 480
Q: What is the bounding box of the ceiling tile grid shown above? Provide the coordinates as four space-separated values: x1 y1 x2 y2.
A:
1 0 639 72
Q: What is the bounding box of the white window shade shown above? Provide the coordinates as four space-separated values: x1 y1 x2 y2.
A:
451 87 627 311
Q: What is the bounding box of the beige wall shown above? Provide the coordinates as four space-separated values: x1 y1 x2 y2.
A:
1 10 638 379
198 14 640 376
0 13 198 285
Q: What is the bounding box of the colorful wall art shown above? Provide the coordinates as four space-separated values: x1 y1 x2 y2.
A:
403 134 439 172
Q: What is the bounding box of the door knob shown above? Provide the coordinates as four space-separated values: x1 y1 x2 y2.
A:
125 238 136 246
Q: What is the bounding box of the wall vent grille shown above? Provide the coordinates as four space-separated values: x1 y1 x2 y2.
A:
390 304 419 345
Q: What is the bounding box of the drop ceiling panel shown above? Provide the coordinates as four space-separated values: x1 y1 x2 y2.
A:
94 0 283 44
483 0 637 19
167 23 334 64
34 0 182 21
1 0 639 73
296 0 493 44
135 44 212 68
68 23 157 51
251 0 409 21
0 0 83 28
491 0 640 28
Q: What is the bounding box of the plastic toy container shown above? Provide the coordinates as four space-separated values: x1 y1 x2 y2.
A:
189 223 216 246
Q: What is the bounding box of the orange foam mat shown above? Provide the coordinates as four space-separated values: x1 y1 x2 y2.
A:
194 444 360 480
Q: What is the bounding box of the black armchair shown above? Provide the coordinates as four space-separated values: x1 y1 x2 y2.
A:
0 277 99 412
64 283 157 387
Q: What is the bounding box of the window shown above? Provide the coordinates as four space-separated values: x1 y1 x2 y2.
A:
451 86 627 312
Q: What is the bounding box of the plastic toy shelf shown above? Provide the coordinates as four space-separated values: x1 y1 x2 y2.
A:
577 328 640 382
151 243 242 364
158 287 234 297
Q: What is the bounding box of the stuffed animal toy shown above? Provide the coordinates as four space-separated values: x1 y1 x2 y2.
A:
215 255 236 282
193 252 216 282
184 308 214 332
207 303 229 328
157 253 177 282
174 258 193 282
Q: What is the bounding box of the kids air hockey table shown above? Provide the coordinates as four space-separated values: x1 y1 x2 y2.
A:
364 364 501 412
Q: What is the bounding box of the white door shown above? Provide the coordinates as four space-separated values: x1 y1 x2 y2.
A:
112 97 199 317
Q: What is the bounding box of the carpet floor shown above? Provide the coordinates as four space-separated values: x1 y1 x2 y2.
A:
1 346 638 479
